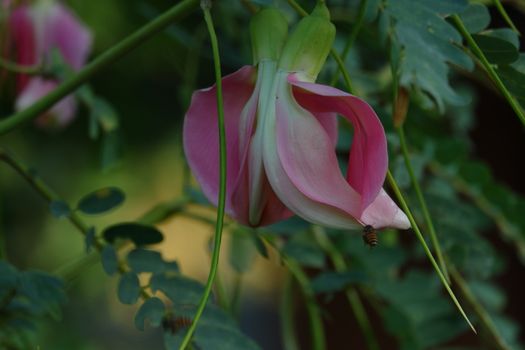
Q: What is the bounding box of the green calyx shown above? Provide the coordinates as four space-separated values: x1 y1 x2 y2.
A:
278 3 335 81
250 8 288 64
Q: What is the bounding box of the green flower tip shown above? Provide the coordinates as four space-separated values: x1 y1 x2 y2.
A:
278 2 335 81
250 8 288 64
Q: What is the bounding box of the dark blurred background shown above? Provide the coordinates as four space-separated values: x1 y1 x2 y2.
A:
1 1 525 349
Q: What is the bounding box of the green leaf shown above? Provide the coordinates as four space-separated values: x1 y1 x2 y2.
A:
150 274 207 306
194 323 261 350
103 223 163 246
49 200 71 219
134 297 165 331
101 245 118 276
484 28 520 49
282 234 325 268
77 187 125 215
311 271 367 294
458 4 490 34
18 271 67 321
228 230 258 273
473 33 519 65
498 64 525 105
118 272 141 305
127 249 166 274
385 0 473 110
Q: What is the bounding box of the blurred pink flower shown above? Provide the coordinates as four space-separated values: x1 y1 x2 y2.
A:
183 66 410 231
8 1 92 127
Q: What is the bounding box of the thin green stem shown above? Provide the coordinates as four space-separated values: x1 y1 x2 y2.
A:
179 3 227 349
449 266 510 350
493 0 520 35
0 57 43 75
451 14 525 127
287 0 308 16
230 273 244 317
280 274 300 350
396 127 450 283
330 49 355 94
386 171 476 333
329 0 368 86
312 227 379 350
0 0 200 135
0 148 90 236
285 259 326 350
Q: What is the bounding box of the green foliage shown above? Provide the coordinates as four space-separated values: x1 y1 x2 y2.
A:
228 228 260 273
134 297 165 331
0 262 66 349
103 223 164 246
472 34 519 65
77 187 125 215
384 0 473 110
118 272 141 305
101 245 119 276
127 248 179 274
310 271 367 294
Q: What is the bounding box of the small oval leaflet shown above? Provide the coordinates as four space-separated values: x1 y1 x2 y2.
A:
77 187 125 215
118 272 141 305
103 223 163 246
134 297 165 331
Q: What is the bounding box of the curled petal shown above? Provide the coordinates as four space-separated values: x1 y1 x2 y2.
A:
262 72 362 229
16 78 77 127
289 77 387 210
360 189 411 229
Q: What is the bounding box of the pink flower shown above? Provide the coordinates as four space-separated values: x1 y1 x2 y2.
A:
8 1 92 127
183 6 410 230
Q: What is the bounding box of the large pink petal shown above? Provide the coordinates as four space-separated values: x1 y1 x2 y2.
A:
261 73 362 229
38 3 92 70
16 78 77 127
184 66 258 223
9 5 37 90
360 189 410 229
289 77 387 210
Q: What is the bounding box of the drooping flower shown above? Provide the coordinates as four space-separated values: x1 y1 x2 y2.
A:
184 5 410 231
8 0 92 127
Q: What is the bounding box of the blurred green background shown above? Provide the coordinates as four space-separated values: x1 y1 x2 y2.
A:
2 0 525 349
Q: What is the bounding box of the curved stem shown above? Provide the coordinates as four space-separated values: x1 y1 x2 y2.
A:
451 14 525 127
281 274 300 350
493 0 520 35
330 49 355 94
0 148 91 236
312 227 380 350
330 0 368 86
396 127 450 283
0 0 199 135
386 170 476 333
179 3 227 349
449 266 511 350
285 259 326 350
